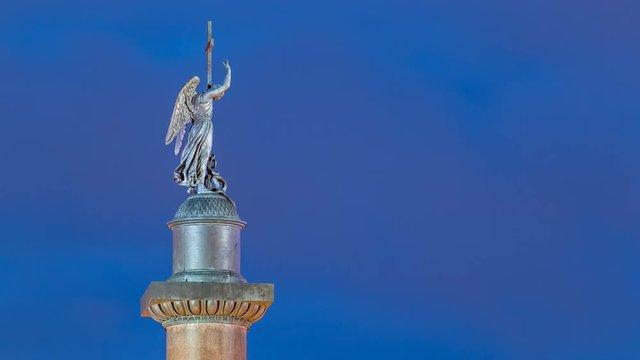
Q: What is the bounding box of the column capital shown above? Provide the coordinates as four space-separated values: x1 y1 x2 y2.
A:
141 282 274 329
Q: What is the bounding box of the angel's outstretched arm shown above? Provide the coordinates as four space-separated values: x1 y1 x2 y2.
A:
204 60 231 101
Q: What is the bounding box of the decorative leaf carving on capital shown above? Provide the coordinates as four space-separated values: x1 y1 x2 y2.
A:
146 299 269 328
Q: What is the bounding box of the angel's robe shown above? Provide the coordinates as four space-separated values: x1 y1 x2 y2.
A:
173 93 213 189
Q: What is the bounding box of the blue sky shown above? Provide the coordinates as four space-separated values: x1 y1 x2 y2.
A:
0 1 639 359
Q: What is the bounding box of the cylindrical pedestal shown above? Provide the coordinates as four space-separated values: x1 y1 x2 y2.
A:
172 223 242 275
166 323 247 360
167 194 247 283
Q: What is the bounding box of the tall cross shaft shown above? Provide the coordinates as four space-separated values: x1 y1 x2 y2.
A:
206 21 213 89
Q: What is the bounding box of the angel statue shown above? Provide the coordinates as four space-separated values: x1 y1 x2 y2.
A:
164 59 232 197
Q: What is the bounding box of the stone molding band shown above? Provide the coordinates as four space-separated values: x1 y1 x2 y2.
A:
163 315 251 328
168 269 246 283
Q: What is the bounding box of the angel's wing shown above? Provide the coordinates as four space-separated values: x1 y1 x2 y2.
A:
165 76 200 155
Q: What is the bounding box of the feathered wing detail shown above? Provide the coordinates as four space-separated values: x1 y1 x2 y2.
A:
165 76 200 154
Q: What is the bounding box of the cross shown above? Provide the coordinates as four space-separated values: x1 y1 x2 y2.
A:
205 20 214 89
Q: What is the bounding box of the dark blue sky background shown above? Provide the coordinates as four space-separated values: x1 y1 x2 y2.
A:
1 0 639 359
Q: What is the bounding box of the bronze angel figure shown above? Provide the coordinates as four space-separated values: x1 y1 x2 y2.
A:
165 60 231 196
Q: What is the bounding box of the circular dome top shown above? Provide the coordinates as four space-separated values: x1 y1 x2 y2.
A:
172 193 242 223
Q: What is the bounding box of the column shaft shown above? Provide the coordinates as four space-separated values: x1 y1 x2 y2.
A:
166 323 247 360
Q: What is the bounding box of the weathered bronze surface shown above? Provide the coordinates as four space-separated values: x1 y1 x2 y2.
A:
165 21 232 197
167 194 246 283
